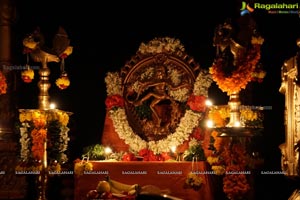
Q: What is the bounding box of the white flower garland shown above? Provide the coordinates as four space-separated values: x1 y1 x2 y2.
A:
138 37 184 55
106 69 212 154
19 123 31 161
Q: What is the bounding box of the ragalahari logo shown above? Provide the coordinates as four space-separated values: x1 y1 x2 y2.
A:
242 2 299 16
240 1 255 16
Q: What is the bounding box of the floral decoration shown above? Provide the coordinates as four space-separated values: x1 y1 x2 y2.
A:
187 94 207 113
105 68 212 155
16 109 70 173
105 94 125 110
207 131 252 199
81 144 106 160
22 31 73 90
74 158 93 177
206 102 265 199
209 36 265 95
60 46 73 59
183 141 206 161
184 157 205 190
0 70 7 95
138 37 184 55
56 75 70 90
222 142 251 200
185 172 204 190
208 105 264 128
56 46 72 90
21 68 34 83
137 149 165 161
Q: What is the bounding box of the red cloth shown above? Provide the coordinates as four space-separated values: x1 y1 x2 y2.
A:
101 112 130 152
74 161 214 200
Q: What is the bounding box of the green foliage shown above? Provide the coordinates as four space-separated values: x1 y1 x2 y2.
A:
47 120 62 160
183 143 206 161
82 144 106 160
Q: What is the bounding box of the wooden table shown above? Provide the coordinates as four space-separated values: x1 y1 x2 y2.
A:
74 161 215 200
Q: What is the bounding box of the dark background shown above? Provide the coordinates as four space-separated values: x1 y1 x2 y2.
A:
9 0 300 199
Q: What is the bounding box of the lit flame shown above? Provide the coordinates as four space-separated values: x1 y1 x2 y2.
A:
104 147 112 154
205 99 213 107
206 120 214 128
170 146 176 153
234 121 241 127
49 103 56 109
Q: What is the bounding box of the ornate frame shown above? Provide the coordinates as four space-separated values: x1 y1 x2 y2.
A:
102 37 212 154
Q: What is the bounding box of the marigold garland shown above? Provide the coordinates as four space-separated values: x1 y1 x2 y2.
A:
16 109 70 173
56 75 70 90
209 43 262 95
222 143 251 200
21 68 34 83
208 105 263 128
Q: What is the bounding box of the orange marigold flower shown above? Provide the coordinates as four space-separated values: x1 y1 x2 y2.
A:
209 45 262 95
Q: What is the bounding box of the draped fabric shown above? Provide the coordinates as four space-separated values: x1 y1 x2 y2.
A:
75 161 214 200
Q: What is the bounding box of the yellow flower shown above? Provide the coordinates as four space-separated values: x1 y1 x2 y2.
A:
212 165 226 175
56 76 70 90
25 112 32 121
207 156 219 165
186 172 204 188
219 107 230 119
84 162 93 171
63 46 73 56
251 36 264 45
241 109 258 121
258 71 266 79
19 112 26 123
60 46 73 58
57 111 69 126
21 69 34 82
74 162 93 177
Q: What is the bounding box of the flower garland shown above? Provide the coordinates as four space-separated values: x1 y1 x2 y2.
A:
207 132 251 200
208 105 264 128
209 36 265 95
16 109 70 172
21 68 34 83
206 105 262 200
0 70 7 95
222 143 251 200
56 46 73 90
22 32 73 89
74 158 93 177
185 172 204 190
56 74 70 90
138 37 185 55
105 70 212 154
